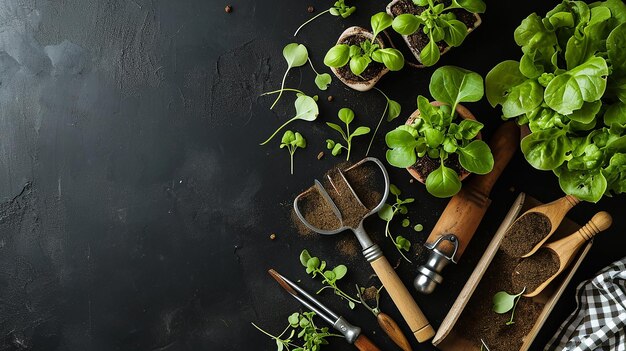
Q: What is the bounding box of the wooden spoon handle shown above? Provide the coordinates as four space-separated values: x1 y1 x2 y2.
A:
353 334 381 351
577 211 612 241
377 312 413 351
370 256 434 342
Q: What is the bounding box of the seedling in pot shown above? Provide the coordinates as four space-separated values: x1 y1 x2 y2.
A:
252 311 341 351
267 43 308 110
300 249 361 309
390 0 486 66
293 0 356 37
326 108 371 161
378 184 415 263
324 12 405 77
492 287 526 325
385 66 494 198
366 88 402 156
280 130 306 175
260 93 319 145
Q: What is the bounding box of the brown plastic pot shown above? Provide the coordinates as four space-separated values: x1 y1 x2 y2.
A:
386 0 482 65
404 101 482 184
330 26 389 92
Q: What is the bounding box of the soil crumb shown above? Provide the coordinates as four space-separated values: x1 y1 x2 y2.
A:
337 237 360 259
501 212 552 257
512 249 560 293
361 286 379 301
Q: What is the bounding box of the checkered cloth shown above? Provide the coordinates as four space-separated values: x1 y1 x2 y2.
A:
545 258 626 351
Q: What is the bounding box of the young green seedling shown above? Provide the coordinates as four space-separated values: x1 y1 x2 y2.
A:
385 66 493 198
391 0 486 66
293 0 356 37
366 88 401 156
326 108 370 161
280 130 306 175
269 43 309 110
252 311 341 351
378 184 415 263
300 249 361 309
308 58 332 91
260 94 319 145
324 12 404 76
492 287 526 325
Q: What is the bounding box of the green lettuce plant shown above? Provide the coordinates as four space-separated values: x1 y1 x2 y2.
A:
324 12 405 76
486 0 626 202
385 66 493 198
391 0 486 66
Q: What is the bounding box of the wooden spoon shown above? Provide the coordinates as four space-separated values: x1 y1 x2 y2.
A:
508 195 580 258
523 211 612 297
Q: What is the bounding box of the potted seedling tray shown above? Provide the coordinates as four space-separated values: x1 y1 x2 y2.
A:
433 193 593 351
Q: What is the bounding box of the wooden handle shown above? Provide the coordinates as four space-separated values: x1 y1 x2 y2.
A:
377 312 412 351
468 121 520 197
577 211 612 241
353 334 381 351
370 256 434 342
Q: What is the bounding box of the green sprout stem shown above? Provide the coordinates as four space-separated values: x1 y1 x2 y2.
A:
294 9 331 36
251 323 297 350
261 88 305 96
312 268 360 305
287 145 296 175
506 287 526 325
308 58 320 76
357 284 384 316
367 87 390 156
270 69 293 110
260 116 299 145
383 206 412 263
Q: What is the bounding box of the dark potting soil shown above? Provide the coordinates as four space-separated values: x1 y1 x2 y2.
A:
295 163 384 232
409 152 468 181
455 251 544 351
388 0 478 54
512 249 560 293
500 212 552 257
337 34 385 82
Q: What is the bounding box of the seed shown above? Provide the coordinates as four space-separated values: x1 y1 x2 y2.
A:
317 151 324 160
270 233 276 240
327 95 334 102
409 179 414 183
225 5 232 13
307 5 315 13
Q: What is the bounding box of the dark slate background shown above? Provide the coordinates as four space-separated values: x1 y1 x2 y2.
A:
0 0 623 350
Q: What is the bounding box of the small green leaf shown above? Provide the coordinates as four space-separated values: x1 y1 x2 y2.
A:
332 143 343 156
348 301 356 309
401 219 410 227
314 73 332 90
420 38 440 67
300 249 312 267
414 224 424 232
378 203 394 221
390 184 401 196
288 313 300 327
425 164 462 198
492 291 517 314
392 14 421 35
350 126 370 138
371 12 393 37
306 257 320 271
332 265 347 280
387 99 401 121
323 270 336 281
338 108 355 124
324 44 350 68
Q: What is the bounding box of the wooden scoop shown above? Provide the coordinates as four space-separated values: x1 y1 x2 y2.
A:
523 211 612 297
514 195 580 258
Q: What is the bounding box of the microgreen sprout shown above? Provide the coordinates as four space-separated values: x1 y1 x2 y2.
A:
268 43 309 110
325 108 370 161
260 93 319 145
324 12 404 76
366 88 401 156
308 59 332 91
280 130 306 175
492 287 526 325
294 0 356 37
300 249 361 309
252 311 341 351
378 184 415 263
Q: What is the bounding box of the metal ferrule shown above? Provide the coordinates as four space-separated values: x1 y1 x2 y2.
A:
332 317 361 344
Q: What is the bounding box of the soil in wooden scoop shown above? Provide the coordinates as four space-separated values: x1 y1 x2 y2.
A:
456 251 544 351
297 187 341 231
337 35 385 83
500 212 552 257
410 153 467 181
512 249 560 293
389 0 478 54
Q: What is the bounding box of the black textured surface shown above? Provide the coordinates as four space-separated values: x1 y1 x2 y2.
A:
0 1 623 350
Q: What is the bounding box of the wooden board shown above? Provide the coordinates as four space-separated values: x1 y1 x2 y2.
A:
433 193 592 351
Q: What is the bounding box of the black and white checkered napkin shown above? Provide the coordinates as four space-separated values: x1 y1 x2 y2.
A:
545 258 626 351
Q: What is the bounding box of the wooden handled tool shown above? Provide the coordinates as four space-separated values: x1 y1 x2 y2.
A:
523 211 612 297
415 122 520 294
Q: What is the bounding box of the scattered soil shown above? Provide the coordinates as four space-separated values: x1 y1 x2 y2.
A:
337 34 385 82
500 212 552 257
292 208 316 238
361 286 379 301
269 233 276 240
512 249 560 293
456 251 544 351
337 237 360 259
388 0 478 55
409 153 468 181
298 188 342 231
